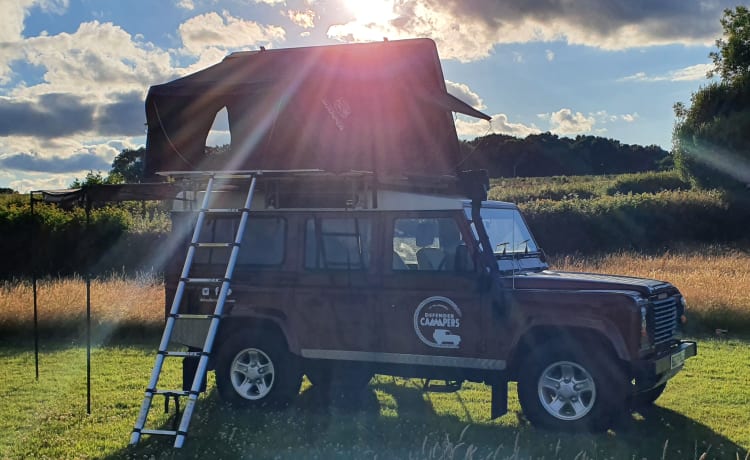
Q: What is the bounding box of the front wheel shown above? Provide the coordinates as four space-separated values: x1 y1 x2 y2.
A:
215 333 301 408
517 343 626 431
631 383 667 409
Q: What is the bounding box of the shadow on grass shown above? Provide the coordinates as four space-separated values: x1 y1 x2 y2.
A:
109 380 746 460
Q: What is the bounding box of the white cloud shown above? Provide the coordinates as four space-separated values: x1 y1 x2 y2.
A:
178 11 286 56
445 80 485 110
11 21 175 101
619 63 713 82
253 0 286 4
545 108 596 135
286 9 315 29
10 174 77 192
327 0 734 62
0 0 68 83
545 49 555 61
455 113 540 138
176 0 195 11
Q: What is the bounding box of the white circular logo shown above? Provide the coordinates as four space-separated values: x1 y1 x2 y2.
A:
413 296 462 349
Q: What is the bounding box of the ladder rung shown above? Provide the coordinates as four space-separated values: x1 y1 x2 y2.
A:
182 277 225 284
171 313 217 320
193 242 235 248
140 429 179 437
160 351 204 358
201 208 249 214
151 389 190 397
211 173 257 179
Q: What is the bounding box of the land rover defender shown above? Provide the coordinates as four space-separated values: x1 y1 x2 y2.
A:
166 171 696 432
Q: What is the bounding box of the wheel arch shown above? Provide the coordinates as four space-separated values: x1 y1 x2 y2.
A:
508 325 627 380
215 312 298 359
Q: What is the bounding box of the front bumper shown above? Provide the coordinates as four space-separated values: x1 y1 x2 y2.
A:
633 340 697 392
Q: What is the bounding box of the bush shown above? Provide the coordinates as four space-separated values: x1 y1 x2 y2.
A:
604 171 690 195
0 198 171 278
522 190 748 254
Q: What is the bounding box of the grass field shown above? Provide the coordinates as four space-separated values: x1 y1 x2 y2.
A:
1 247 749 458
1 338 748 459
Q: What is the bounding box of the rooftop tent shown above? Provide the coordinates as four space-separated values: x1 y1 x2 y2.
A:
143 38 490 179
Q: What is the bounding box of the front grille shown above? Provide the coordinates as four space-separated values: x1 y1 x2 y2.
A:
651 296 678 345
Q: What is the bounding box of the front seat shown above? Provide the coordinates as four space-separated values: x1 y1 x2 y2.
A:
416 247 445 270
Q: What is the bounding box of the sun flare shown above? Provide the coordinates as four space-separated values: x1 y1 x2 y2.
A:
343 0 396 23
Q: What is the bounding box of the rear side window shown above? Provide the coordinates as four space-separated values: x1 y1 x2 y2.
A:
304 217 372 270
194 216 286 266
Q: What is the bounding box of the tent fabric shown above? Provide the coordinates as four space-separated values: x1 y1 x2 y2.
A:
143 39 490 179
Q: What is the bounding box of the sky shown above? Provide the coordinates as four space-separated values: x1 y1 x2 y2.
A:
0 0 735 192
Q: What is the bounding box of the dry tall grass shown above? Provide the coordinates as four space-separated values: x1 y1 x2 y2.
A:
0 272 164 334
1 246 748 335
551 246 750 333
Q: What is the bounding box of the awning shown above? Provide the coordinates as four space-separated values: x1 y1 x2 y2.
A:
35 183 182 204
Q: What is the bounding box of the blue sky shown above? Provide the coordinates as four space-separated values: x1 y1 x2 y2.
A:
0 0 734 191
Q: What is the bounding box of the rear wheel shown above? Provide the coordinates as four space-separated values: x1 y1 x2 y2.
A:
215 333 301 408
518 342 626 431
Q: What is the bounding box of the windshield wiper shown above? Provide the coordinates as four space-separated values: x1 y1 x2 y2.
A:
495 242 509 255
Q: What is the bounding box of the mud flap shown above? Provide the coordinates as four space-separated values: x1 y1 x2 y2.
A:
491 381 508 419
182 357 207 393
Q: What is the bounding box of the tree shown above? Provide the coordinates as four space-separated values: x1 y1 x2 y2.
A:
708 6 750 84
110 147 145 183
69 171 122 188
673 7 750 190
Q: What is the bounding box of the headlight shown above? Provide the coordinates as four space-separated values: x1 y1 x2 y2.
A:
640 306 650 350
679 296 688 324
638 298 651 351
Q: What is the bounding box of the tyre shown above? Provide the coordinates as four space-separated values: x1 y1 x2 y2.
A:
517 342 626 431
215 333 301 408
631 383 667 409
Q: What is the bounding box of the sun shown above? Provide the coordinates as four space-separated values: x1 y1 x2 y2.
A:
343 0 396 23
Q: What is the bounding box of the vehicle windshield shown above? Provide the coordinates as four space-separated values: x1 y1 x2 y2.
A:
466 206 539 256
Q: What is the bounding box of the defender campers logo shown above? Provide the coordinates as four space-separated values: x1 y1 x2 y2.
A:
413 296 462 349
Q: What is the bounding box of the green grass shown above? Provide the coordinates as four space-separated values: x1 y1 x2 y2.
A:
1 337 748 459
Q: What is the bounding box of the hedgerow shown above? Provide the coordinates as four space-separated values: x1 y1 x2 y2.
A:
1 170 748 276
0 197 171 278
521 189 746 254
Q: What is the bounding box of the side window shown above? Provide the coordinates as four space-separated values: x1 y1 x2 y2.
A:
305 217 372 270
194 217 286 267
194 218 233 265
238 217 285 265
392 218 474 272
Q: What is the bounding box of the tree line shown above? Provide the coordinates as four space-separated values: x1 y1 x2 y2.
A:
459 133 671 177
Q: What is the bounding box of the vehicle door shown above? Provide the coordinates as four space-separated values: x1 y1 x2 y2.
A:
292 212 381 358
379 212 501 371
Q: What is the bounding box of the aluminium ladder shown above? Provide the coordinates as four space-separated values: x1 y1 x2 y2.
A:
130 173 258 448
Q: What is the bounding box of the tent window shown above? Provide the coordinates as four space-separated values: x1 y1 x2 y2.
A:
205 107 231 157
